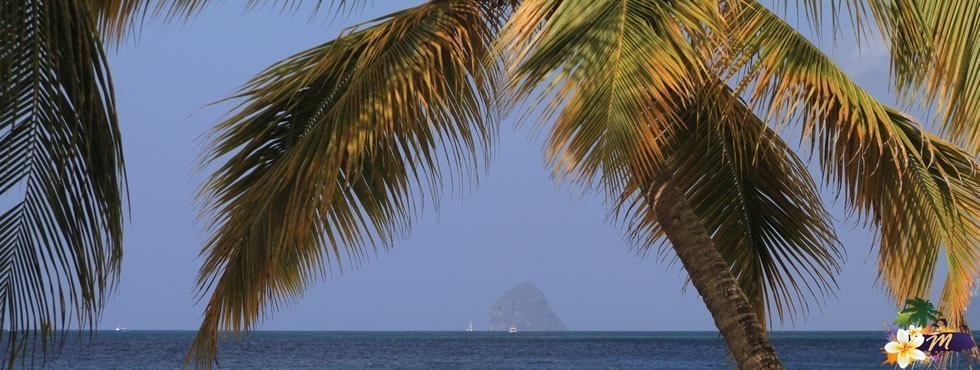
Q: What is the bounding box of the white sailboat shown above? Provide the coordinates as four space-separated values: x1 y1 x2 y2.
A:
466 321 474 332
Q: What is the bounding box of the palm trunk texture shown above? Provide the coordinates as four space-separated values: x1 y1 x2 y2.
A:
648 171 784 369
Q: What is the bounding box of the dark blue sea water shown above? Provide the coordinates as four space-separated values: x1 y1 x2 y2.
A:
16 331 978 369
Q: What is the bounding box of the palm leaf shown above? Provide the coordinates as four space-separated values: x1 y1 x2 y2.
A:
938 256 977 326
720 0 980 320
773 0 891 41
760 1 979 153
0 0 124 366
499 0 717 194
887 120 980 327
886 0 980 153
620 86 842 327
87 0 357 45
190 1 507 367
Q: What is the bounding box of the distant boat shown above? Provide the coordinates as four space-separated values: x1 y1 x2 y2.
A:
508 326 518 333
466 321 474 332
114 325 128 332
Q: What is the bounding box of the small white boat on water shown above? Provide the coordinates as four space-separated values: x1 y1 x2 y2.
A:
466 321 474 332
508 326 518 333
114 325 128 332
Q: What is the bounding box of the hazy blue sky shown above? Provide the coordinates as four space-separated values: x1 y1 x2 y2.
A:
98 1 964 332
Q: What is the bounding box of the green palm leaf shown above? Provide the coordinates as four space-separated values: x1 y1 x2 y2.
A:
190 1 507 367
620 86 842 327
0 0 124 366
897 297 941 327
720 0 980 321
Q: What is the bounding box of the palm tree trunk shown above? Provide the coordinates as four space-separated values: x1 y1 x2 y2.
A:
646 170 783 369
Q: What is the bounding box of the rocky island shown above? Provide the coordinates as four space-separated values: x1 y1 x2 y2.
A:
489 281 566 331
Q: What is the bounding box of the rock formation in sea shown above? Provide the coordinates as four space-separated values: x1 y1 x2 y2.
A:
489 281 566 331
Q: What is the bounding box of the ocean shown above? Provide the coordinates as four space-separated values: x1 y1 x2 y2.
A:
17 331 978 369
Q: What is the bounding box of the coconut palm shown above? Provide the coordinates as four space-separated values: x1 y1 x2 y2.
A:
1 0 979 369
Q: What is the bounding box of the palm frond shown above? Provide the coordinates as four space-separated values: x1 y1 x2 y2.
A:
893 119 980 327
721 0 980 317
499 0 717 195
770 0 891 42
885 0 980 154
189 1 507 367
620 86 842 327
764 1 980 153
736 1 980 151
938 257 976 326
87 0 363 45
0 0 124 366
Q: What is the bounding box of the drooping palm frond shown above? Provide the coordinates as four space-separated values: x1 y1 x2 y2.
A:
87 0 354 45
773 0 891 41
619 86 842 328
894 119 980 324
885 0 980 154
190 1 507 367
499 0 718 194
0 0 124 366
721 0 980 318
753 1 979 154
938 264 976 326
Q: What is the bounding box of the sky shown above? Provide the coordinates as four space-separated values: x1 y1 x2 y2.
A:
96 1 971 332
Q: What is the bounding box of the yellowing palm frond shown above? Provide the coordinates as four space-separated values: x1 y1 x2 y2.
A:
887 0 980 153
0 0 124 366
763 1 980 153
939 250 977 326
500 0 717 193
886 118 980 326
775 0 891 41
620 86 842 327
190 1 506 367
722 0 980 317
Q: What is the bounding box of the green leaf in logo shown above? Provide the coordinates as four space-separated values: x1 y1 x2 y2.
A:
898 298 942 328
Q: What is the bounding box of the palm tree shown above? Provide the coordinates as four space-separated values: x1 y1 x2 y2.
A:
897 298 942 328
1 0 978 369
